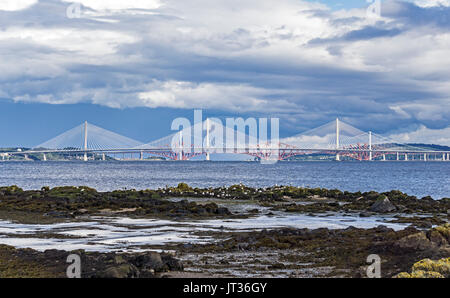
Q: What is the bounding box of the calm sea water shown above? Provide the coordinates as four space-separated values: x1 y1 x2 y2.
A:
0 161 448 199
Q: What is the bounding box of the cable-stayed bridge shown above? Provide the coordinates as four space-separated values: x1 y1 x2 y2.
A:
2 119 450 161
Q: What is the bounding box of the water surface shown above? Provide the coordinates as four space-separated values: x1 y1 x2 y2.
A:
0 161 448 198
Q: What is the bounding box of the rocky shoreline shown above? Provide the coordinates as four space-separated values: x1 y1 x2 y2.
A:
0 184 448 224
176 224 450 278
0 244 182 278
0 224 448 278
0 184 448 278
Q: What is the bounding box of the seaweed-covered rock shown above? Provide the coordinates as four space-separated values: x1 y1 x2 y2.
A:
100 263 140 278
395 257 450 278
161 254 184 271
369 196 396 213
395 232 434 251
0 245 183 278
131 252 165 272
394 224 450 256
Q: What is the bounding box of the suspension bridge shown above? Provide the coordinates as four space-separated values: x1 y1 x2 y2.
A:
1 118 450 162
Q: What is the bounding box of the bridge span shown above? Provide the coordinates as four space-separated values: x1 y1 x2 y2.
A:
2 119 450 162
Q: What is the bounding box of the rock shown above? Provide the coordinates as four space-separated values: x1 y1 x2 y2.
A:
359 212 372 217
132 252 165 272
415 221 432 229
395 205 407 213
395 232 434 251
421 196 434 202
369 197 396 213
139 269 156 278
216 207 230 215
428 228 449 247
412 258 450 277
433 224 450 243
100 263 139 278
375 225 393 233
43 211 72 218
161 254 184 271
394 257 450 278
395 270 444 278
114 255 127 265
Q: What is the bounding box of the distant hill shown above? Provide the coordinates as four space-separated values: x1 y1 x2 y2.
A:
406 143 450 151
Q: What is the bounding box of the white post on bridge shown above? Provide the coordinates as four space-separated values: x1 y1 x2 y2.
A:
369 131 372 161
397 152 399 161
83 121 88 162
424 153 427 162
205 118 210 161
335 118 340 161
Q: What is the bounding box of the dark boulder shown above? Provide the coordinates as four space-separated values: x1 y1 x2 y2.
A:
161 254 184 271
369 197 396 213
99 263 140 278
132 252 165 272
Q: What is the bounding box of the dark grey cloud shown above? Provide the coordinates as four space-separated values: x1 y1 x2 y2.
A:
0 0 449 137
383 0 450 27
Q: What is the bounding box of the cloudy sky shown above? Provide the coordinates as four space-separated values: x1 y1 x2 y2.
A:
0 0 449 146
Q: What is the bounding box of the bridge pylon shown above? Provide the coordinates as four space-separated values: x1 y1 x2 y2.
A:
83 121 88 161
335 118 340 161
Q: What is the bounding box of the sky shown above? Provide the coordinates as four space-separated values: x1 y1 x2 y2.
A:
0 0 450 147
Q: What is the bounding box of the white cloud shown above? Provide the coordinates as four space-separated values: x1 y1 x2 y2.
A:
61 0 162 11
138 80 294 112
389 106 411 119
0 27 136 55
0 0 37 11
413 0 450 7
389 125 450 146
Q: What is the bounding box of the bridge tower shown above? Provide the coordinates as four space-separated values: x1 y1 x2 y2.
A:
83 121 88 161
369 131 373 161
335 118 340 161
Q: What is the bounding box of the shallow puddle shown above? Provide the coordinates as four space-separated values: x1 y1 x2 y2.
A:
0 211 409 252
